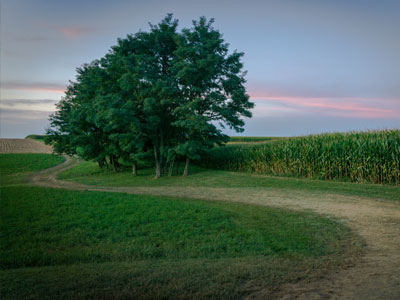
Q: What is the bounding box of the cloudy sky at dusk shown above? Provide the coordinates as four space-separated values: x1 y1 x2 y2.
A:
1 0 399 137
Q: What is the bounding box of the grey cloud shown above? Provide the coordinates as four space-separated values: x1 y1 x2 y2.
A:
0 109 54 121
246 81 400 100
0 109 53 138
13 36 60 42
1 81 66 92
1 99 59 107
2 31 60 42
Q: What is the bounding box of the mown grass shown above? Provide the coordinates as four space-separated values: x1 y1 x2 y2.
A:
0 153 363 299
0 153 65 185
60 160 400 201
0 255 355 300
1 186 352 268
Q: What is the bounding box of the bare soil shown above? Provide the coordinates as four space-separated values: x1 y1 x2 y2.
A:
28 157 400 300
0 138 52 153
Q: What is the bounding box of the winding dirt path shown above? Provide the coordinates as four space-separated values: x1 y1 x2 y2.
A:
29 156 400 300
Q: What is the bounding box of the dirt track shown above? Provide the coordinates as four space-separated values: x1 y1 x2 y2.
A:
28 156 400 300
0 138 52 153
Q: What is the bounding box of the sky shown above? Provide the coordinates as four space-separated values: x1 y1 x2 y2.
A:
1 0 399 137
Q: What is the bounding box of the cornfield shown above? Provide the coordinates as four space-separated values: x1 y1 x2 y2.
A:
201 130 400 184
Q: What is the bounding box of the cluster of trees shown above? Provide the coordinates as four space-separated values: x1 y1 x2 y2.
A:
46 15 253 177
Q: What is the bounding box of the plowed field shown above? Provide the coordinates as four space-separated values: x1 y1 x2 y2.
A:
0 139 52 153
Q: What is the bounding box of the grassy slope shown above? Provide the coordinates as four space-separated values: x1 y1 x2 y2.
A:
0 154 362 299
2 187 350 268
25 134 46 141
60 161 400 201
0 154 65 185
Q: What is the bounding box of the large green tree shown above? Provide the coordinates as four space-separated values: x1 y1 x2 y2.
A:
47 61 114 168
47 15 253 178
126 15 181 178
172 17 253 175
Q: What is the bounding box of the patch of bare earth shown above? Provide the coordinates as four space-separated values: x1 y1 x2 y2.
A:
0 139 52 153
29 158 400 299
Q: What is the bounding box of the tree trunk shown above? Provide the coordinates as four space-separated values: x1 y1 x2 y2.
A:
159 134 164 176
132 161 137 176
110 155 118 172
183 157 190 176
114 156 121 168
168 158 175 177
155 160 161 178
154 144 162 178
163 158 168 174
175 160 180 175
104 158 109 169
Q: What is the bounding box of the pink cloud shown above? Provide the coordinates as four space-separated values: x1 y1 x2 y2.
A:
57 26 103 39
2 81 66 93
58 27 89 39
34 21 103 39
249 93 400 119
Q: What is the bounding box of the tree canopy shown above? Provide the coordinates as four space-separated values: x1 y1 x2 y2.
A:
46 15 253 177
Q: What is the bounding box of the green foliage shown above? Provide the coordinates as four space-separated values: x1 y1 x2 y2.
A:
46 15 253 177
46 61 118 166
200 130 400 184
170 17 252 163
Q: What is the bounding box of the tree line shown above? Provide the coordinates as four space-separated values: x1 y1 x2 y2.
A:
46 15 253 177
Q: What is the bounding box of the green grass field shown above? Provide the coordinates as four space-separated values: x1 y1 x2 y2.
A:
0 153 363 299
0 153 65 185
60 160 400 201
